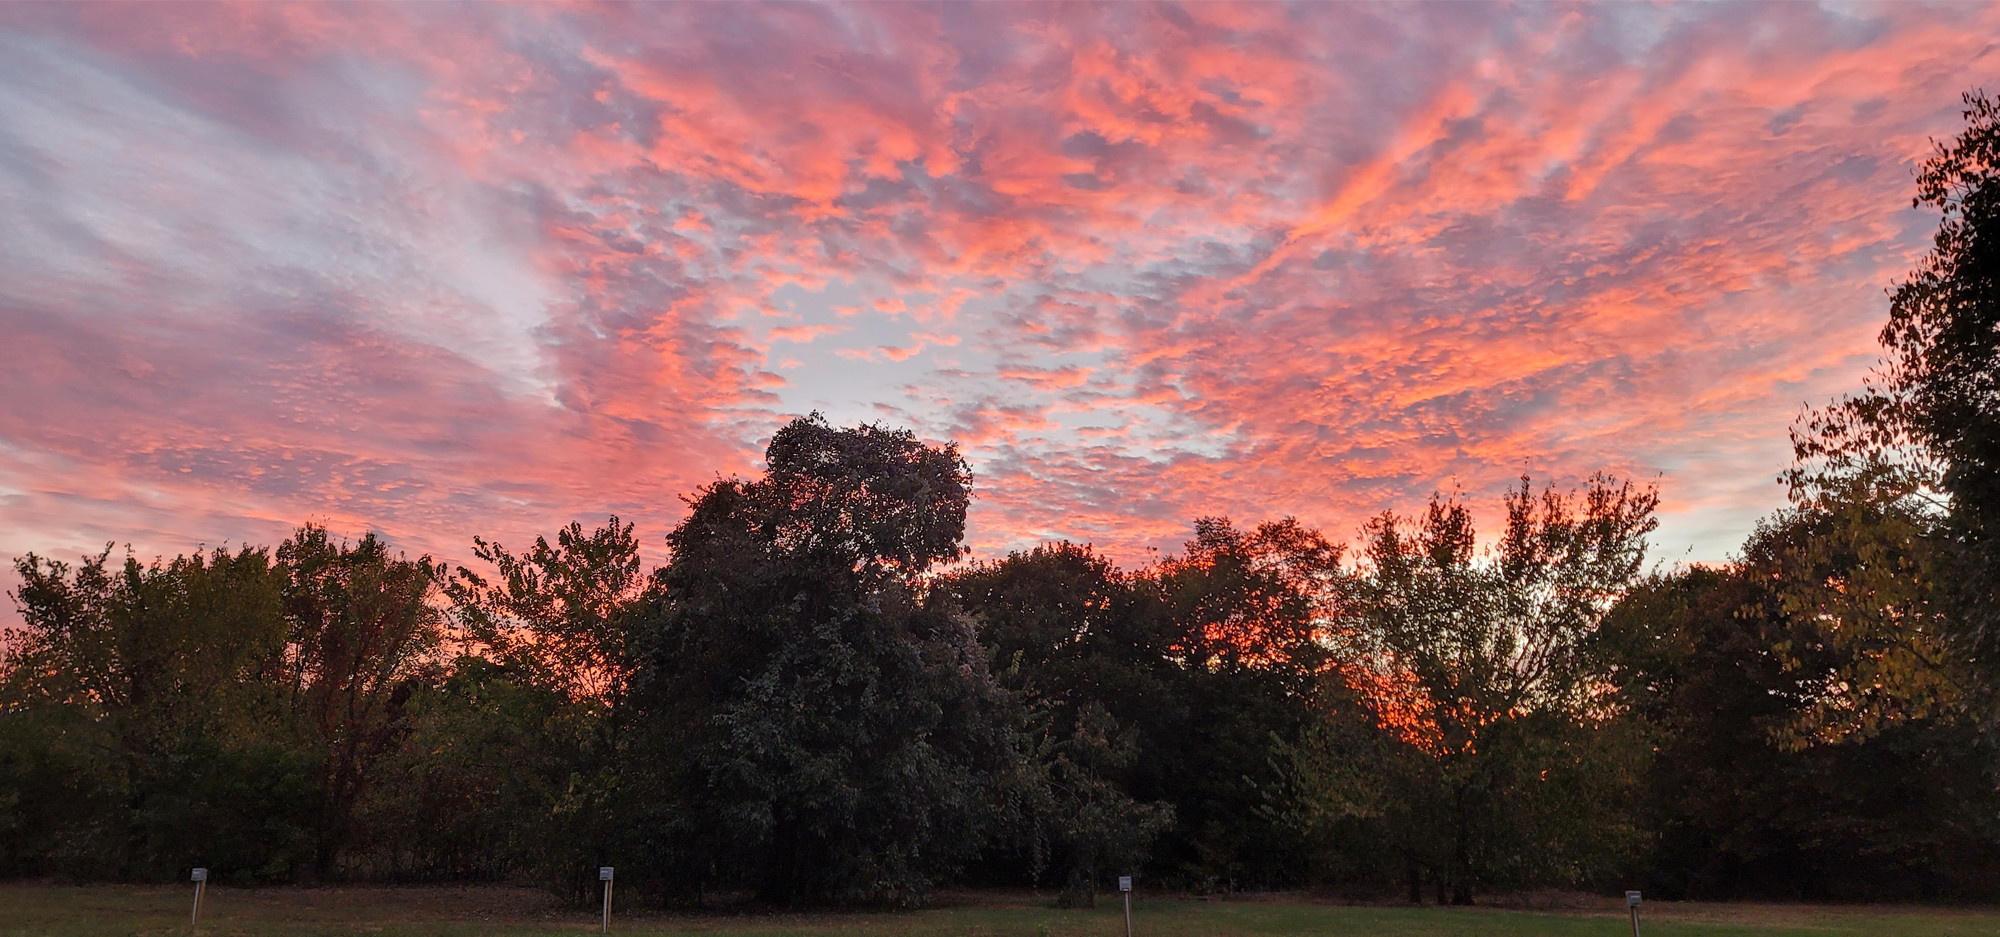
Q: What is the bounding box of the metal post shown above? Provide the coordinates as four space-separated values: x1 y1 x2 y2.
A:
1626 890 1642 937
600 867 614 933
1120 875 1133 937
190 868 207 933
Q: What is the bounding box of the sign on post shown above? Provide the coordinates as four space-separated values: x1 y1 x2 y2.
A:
599 867 614 933
190 868 208 931
1119 874 1134 937
1625 890 1642 937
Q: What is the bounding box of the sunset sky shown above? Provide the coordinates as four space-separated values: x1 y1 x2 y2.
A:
2 2 1996 588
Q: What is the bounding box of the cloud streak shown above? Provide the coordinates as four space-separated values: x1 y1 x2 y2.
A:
0 1 1992 586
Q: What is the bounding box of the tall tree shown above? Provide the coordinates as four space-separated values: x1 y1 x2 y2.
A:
1792 91 2000 682
429 518 651 901
274 526 446 879
942 542 1173 906
1135 517 1348 890
635 415 1016 907
0 545 314 880
1350 476 1657 902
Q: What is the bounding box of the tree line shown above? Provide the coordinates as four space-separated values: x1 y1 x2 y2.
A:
5 92 2000 907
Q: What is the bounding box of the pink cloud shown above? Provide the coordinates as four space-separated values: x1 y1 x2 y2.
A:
0 0 1994 607
767 323 848 345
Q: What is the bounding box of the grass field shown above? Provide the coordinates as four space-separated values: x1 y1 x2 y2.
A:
2 884 1996 937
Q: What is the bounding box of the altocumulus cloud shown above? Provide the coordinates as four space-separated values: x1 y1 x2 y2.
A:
0 1 1993 588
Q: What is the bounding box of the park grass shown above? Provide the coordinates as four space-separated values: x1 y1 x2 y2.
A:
1 884 1996 937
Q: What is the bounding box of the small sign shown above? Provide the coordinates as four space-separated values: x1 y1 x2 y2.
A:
1626 890 1641 907
1118 876 1132 892
600 866 614 881
191 868 207 882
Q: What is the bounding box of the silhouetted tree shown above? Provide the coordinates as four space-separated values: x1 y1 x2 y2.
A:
633 415 1017 906
1133 517 1347 891
1 544 309 881
276 526 446 879
942 542 1173 905
1793 90 2000 687
1349 476 1657 902
447 518 645 708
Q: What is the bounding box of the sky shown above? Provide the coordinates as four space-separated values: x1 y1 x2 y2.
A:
1 2 1996 592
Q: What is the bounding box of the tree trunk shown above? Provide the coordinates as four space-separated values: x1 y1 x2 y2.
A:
1450 785 1473 905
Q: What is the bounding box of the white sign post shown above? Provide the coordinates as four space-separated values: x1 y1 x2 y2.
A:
1119 875 1133 937
1626 890 1642 937
600 866 614 933
190 868 207 932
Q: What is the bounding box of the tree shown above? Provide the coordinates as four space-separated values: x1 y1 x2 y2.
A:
0 545 314 881
947 519 1353 895
634 415 1016 906
1601 552 2000 901
1134 517 1348 891
1792 90 2000 682
1711 87 2000 899
446 518 645 708
1756 474 1961 743
0 529 448 883
941 542 1173 906
434 518 651 902
1349 475 1657 902
345 656 548 882
275 526 447 879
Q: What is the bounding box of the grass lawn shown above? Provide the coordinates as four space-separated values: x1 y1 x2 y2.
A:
1 884 1996 937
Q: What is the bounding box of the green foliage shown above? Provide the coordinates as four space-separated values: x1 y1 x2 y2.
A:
634 415 1014 907
0 544 313 881
345 658 551 881
1602 563 2000 900
278 527 448 877
1133 518 1346 891
432 518 654 902
1644 87 2000 902
0 527 445 882
1027 703 1174 907
6 544 289 717
947 519 1351 895
1754 488 1961 743
1258 671 1405 888
941 543 1173 905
